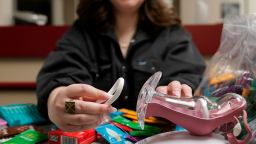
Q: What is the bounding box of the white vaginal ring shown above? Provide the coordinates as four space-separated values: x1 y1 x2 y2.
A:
105 77 124 105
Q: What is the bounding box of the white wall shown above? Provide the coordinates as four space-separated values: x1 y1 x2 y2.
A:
180 0 224 24
0 0 14 26
52 0 65 26
0 59 42 105
0 91 37 105
51 0 79 25
247 0 256 14
0 59 43 82
180 0 251 24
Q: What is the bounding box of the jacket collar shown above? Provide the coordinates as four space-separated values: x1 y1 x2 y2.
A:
100 28 151 44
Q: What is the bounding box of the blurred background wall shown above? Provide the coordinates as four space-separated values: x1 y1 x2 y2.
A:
1 0 256 26
0 0 255 105
0 0 14 25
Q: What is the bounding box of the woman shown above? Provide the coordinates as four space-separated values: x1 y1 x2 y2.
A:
37 0 205 132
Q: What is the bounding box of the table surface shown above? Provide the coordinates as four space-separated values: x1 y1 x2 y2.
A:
136 131 228 144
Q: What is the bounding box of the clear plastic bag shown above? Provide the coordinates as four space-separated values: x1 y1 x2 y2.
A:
195 14 256 141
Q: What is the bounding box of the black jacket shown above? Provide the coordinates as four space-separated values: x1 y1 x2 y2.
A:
36 20 205 119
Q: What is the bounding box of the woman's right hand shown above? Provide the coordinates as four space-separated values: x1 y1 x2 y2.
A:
47 84 116 132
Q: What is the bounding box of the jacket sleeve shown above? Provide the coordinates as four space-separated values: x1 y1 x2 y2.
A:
158 25 206 92
36 21 94 119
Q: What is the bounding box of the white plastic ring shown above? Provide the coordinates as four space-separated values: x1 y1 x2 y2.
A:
104 77 124 105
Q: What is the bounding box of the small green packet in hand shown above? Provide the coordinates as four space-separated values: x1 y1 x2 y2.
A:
112 116 161 133
3 129 47 144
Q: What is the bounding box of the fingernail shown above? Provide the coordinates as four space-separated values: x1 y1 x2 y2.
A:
110 107 117 113
173 90 180 96
187 93 193 97
98 116 104 124
104 92 112 99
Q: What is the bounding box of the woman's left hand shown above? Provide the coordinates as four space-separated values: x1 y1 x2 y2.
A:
156 81 193 98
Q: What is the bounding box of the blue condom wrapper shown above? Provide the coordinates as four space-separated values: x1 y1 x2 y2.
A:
96 123 128 144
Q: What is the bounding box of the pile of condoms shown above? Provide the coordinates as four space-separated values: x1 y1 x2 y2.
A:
0 104 48 144
0 103 173 144
92 108 173 143
48 108 173 144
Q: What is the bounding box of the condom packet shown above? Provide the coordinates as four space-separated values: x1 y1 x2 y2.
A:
95 123 128 144
123 114 168 125
126 135 141 143
129 130 158 137
110 122 132 132
0 119 7 130
112 116 161 133
119 108 137 115
3 129 47 144
109 111 123 119
0 104 46 127
120 108 168 125
0 125 35 139
0 138 11 143
175 125 186 131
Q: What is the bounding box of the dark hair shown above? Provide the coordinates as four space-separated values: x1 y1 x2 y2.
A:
77 0 180 31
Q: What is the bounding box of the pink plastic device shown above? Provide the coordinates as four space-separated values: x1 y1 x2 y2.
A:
136 71 252 144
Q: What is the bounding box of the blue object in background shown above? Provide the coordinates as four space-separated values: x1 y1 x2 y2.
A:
203 85 215 97
109 111 123 119
96 123 128 144
0 104 47 127
175 125 186 131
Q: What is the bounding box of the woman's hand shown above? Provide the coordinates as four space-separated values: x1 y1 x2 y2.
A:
47 84 116 132
156 81 193 98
